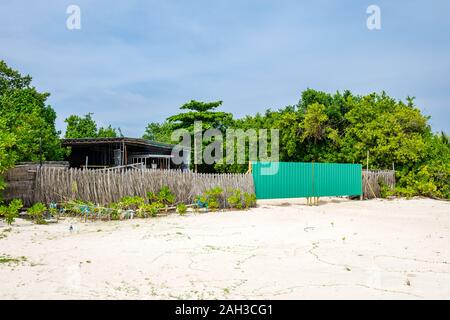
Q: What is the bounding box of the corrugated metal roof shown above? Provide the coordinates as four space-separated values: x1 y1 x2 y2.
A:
61 137 183 150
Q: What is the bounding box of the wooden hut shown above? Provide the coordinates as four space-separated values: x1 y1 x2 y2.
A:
61 137 189 170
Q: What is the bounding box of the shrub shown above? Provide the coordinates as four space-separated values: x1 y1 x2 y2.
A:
62 200 94 216
243 192 256 208
146 191 158 203
136 202 163 218
176 203 187 215
196 187 223 211
0 199 23 225
136 204 148 218
147 186 176 206
148 202 164 217
27 203 47 224
395 163 449 199
48 202 58 218
110 209 120 220
157 186 176 206
227 189 243 209
378 179 395 198
118 196 145 210
107 203 121 220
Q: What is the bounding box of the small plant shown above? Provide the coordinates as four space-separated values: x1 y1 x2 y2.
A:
379 179 395 198
118 196 145 210
205 187 223 211
136 204 148 218
194 194 208 208
136 202 163 218
0 199 23 225
148 202 163 217
227 189 243 209
157 186 176 206
108 203 121 220
110 210 120 220
243 192 256 208
0 254 27 265
49 202 58 218
194 187 223 211
27 203 47 224
63 200 94 216
176 203 187 215
146 191 158 203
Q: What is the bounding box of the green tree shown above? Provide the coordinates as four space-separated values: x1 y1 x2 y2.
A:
64 113 98 138
165 100 233 172
0 60 66 163
300 103 329 143
217 89 448 198
142 121 174 143
97 125 117 138
144 89 448 198
0 118 17 196
167 100 233 131
64 113 117 138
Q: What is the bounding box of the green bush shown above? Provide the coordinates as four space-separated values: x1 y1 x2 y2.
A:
136 204 148 218
27 203 47 224
149 202 164 217
63 200 94 216
205 187 223 211
48 202 58 218
106 203 120 220
194 187 224 211
136 202 163 218
243 192 256 208
395 163 450 199
146 191 158 203
157 186 176 206
378 180 395 198
110 209 120 220
227 189 243 209
147 186 176 206
118 196 145 210
0 199 23 225
176 203 187 215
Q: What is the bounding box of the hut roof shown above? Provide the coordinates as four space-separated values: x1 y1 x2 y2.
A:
61 137 178 151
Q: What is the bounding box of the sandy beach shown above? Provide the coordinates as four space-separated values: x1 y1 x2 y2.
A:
1 198 449 299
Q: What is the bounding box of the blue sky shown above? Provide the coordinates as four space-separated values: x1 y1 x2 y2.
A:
1 0 449 136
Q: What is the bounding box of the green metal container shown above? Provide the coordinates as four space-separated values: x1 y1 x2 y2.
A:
252 162 362 199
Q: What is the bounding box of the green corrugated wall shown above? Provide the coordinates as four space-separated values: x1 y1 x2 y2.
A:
252 162 362 199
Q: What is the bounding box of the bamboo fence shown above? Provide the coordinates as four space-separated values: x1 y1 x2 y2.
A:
2 162 69 206
362 169 395 199
34 167 255 205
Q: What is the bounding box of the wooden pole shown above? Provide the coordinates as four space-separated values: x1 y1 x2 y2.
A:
39 137 43 167
311 161 315 205
366 151 369 171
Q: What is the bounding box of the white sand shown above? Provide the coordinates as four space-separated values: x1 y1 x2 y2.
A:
0 198 449 300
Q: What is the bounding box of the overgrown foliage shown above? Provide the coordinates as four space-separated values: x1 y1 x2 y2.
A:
0 199 23 225
227 189 256 209
176 203 187 215
2 60 447 199
148 90 449 198
0 61 67 199
142 121 175 143
27 202 47 224
0 60 67 164
162 100 233 172
64 113 118 138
